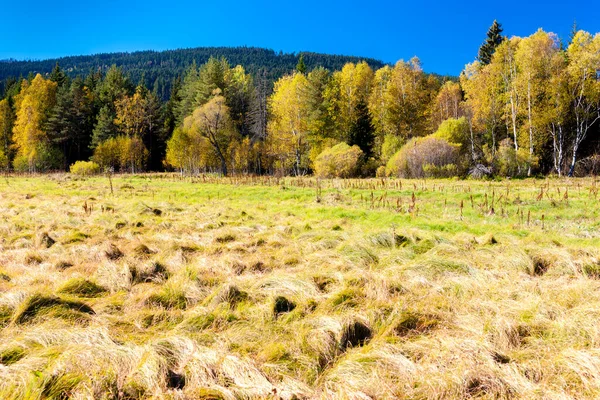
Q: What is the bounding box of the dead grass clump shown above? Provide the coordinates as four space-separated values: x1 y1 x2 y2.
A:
215 233 236 244
24 252 43 265
58 278 107 298
369 232 411 248
394 312 439 337
339 320 372 350
210 285 248 308
133 243 155 257
273 296 296 316
491 351 511 364
463 374 515 398
167 370 186 389
231 261 247 275
55 261 73 270
478 233 499 245
249 261 270 273
313 275 335 292
131 261 170 284
139 310 184 329
12 293 94 324
530 254 551 276
0 270 11 282
341 244 379 266
38 232 56 248
105 243 124 260
582 262 600 279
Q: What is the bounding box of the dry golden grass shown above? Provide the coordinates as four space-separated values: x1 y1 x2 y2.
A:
0 174 599 399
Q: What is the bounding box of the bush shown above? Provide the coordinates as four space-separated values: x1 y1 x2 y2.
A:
314 142 363 178
491 138 537 178
13 143 64 173
0 149 8 170
70 161 100 176
381 134 403 163
385 136 460 178
432 117 469 148
93 136 148 173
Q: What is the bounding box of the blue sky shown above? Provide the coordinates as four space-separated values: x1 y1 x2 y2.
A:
1 0 598 75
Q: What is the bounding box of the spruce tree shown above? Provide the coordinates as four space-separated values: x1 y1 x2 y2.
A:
296 53 307 74
348 100 375 159
477 20 504 65
49 62 68 87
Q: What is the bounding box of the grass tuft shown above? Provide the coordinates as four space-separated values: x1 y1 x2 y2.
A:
105 243 124 260
340 320 372 349
58 278 107 298
13 293 95 324
0 346 26 365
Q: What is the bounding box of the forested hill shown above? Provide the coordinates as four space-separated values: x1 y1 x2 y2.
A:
0 47 386 99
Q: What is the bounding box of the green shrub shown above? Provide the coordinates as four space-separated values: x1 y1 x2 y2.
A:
314 142 363 178
69 161 100 176
432 117 469 148
13 143 64 173
489 138 538 178
386 136 460 178
381 134 403 163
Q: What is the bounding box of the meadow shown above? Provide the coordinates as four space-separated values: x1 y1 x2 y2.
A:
1 174 600 399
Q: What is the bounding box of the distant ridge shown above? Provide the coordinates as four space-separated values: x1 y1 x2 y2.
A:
0 46 387 99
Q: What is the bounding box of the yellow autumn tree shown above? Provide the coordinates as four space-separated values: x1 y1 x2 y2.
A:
515 29 559 175
383 58 434 139
268 73 311 175
184 93 235 176
114 87 148 138
327 62 374 141
12 74 57 171
431 81 463 129
565 31 600 175
368 65 393 157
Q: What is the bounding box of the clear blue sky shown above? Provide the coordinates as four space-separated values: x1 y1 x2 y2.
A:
1 0 598 75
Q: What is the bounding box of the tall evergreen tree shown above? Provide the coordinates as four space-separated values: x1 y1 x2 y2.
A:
91 105 117 148
47 77 94 169
49 62 68 87
296 54 307 74
478 20 504 65
348 100 375 159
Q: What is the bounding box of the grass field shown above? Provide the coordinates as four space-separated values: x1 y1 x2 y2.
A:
1 174 600 399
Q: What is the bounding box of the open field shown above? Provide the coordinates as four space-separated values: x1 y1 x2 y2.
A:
1 174 600 399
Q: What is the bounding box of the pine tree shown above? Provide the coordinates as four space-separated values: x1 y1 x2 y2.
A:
49 62 68 87
91 106 117 148
348 100 375 159
478 20 504 65
296 53 307 74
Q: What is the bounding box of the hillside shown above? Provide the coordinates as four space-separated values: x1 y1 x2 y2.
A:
0 47 387 99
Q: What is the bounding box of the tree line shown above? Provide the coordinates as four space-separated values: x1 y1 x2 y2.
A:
1 22 599 177
0 47 386 102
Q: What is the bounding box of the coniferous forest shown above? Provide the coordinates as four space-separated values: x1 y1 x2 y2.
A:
1 22 599 178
